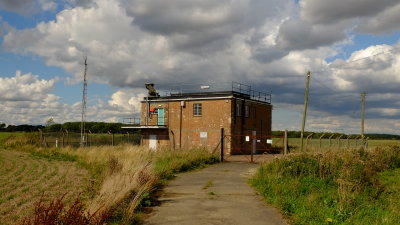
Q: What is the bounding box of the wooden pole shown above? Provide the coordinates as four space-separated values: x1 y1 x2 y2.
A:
300 71 311 152
220 128 224 162
284 130 288 155
361 92 366 147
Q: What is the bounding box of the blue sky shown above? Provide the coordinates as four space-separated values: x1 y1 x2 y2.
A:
1 0 400 134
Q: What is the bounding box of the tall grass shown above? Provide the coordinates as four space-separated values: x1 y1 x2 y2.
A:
251 146 400 224
20 145 218 224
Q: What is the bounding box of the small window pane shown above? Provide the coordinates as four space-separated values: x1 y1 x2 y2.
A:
194 103 202 116
236 103 241 116
245 105 249 118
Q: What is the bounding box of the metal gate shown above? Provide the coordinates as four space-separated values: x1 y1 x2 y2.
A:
221 132 284 163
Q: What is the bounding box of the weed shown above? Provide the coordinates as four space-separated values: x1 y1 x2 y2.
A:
251 146 400 224
18 193 111 225
203 180 214 190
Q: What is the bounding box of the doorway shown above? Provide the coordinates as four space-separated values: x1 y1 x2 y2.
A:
149 134 157 149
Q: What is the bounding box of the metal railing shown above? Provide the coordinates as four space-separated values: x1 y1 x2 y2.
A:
232 81 271 103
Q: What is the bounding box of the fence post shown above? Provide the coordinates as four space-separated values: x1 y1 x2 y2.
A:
220 128 224 162
319 133 325 152
65 130 69 146
39 129 43 147
251 131 256 163
355 136 359 147
347 135 350 149
329 134 335 150
62 132 65 148
306 133 313 152
337 135 343 150
365 137 369 150
284 130 288 155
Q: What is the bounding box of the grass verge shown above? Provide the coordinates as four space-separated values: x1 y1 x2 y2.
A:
250 146 400 225
18 145 219 224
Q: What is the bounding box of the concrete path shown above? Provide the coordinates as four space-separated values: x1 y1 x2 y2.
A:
144 162 287 225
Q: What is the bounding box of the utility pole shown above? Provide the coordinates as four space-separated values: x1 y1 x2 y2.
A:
361 92 366 141
80 56 88 147
300 71 311 152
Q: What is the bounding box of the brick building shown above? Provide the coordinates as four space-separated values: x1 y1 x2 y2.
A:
135 83 272 155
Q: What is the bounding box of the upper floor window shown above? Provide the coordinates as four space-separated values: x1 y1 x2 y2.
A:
193 103 202 116
236 103 241 116
245 105 249 118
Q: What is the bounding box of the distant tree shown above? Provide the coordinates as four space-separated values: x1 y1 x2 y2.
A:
45 118 56 127
0 123 6 131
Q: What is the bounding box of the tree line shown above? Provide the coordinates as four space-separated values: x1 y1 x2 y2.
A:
0 122 133 133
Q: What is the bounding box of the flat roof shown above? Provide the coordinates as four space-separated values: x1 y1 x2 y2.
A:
143 91 271 104
121 125 168 129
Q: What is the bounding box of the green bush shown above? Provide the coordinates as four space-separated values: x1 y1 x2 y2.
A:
251 146 400 224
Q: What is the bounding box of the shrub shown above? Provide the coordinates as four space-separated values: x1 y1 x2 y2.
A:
251 146 400 224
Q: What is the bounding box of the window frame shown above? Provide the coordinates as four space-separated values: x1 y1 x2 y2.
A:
236 103 241 117
193 103 202 116
245 105 249 118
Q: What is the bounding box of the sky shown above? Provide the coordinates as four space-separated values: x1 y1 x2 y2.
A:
0 0 400 134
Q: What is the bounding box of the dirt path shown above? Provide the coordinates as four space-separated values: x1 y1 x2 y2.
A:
144 161 287 225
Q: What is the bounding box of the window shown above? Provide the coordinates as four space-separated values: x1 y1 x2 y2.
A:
193 103 202 116
236 103 241 116
245 105 249 118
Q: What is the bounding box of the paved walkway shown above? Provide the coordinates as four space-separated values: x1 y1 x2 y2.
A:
144 161 287 225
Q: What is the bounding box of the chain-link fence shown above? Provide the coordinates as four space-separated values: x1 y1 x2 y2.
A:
40 131 141 147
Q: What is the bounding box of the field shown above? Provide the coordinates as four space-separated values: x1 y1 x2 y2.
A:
271 137 400 152
0 150 91 225
0 133 218 225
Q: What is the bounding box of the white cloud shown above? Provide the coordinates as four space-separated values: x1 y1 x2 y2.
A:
0 70 56 101
0 71 145 125
2 0 400 133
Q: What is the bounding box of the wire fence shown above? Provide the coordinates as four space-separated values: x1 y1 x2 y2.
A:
40 131 141 148
286 137 367 153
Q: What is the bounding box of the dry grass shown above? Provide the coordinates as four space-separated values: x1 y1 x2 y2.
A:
0 150 91 225
20 145 218 224
1 132 218 225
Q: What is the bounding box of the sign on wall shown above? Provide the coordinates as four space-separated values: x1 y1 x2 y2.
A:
200 132 208 138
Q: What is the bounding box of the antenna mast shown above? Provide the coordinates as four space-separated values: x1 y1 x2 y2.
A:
80 56 88 147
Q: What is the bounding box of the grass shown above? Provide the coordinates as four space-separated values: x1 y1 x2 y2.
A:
251 146 400 225
279 138 400 153
0 150 91 225
11 145 218 224
203 180 214 190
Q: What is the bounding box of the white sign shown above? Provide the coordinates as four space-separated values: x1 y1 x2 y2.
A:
200 132 208 138
267 139 273 144
245 136 250 142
